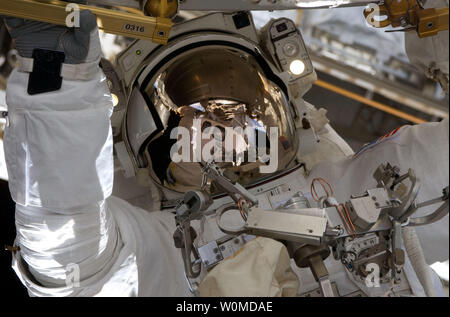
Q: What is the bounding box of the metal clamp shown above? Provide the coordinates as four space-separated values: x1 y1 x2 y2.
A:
215 203 247 236
408 186 449 226
174 191 213 279
363 0 449 38
373 164 421 221
0 0 173 44
174 223 202 279
202 162 258 206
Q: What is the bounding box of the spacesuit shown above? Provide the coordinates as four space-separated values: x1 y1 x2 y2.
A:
2 1 449 297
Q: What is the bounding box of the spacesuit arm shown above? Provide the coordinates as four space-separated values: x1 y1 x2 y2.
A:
3 6 121 293
3 5 193 296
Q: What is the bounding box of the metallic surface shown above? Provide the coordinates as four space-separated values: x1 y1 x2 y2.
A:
289 243 335 296
289 244 331 268
143 47 299 193
0 0 173 44
245 208 328 243
363 0 449 38
409 187 449 226
202 163 259 206
340 233 393 285
299 282 340 297
162 49 268 111
347 196 381 231
178 0 377 11
309 51 449 119
145 0 178 18
179 161 444 295
197 240 223 268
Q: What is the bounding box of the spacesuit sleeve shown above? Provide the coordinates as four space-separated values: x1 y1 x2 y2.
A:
4 63 191 296
3 61 122 291
5 71 114 209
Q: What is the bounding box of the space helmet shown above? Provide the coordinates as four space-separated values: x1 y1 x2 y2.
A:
112 12 318 202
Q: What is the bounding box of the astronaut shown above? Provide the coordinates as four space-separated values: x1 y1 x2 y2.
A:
2 0 449 297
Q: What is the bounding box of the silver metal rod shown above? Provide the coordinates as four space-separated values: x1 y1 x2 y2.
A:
179 0 378 11
319 277 335 297
409 200 449 227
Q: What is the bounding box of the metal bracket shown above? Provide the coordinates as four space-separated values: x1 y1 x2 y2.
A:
408 186 449 226
0 0 173 44
363 0 449 38
391 221 405 284
202 162 258 206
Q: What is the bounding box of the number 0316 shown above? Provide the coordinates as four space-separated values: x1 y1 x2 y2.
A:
123 24 146 33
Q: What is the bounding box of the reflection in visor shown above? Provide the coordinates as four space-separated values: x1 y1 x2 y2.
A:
142 48 299 194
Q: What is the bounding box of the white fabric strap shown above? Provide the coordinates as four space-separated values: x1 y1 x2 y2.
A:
17 56 100 81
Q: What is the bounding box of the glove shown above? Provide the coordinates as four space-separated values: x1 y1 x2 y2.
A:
3 0 99 64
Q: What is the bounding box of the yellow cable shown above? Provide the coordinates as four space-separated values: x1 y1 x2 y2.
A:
314 79 427 124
